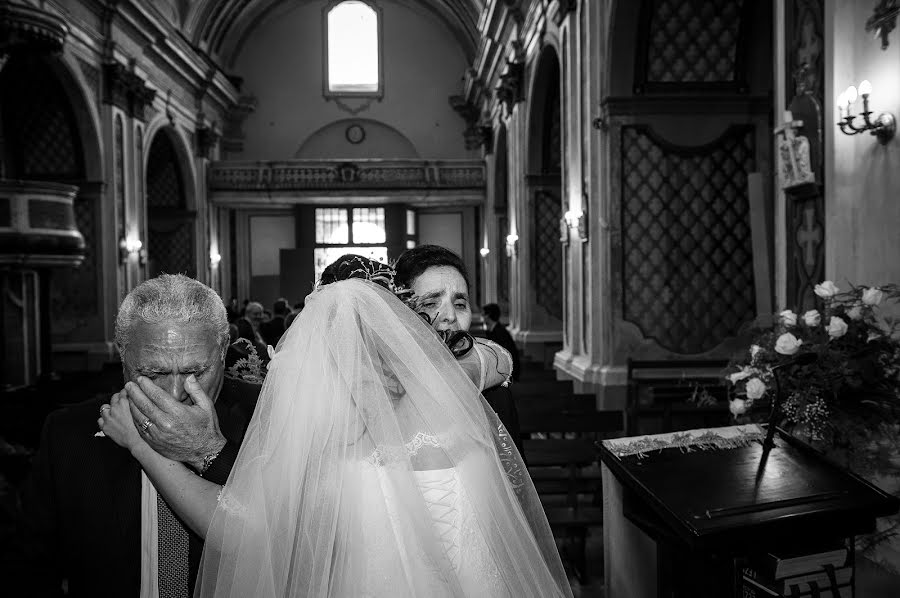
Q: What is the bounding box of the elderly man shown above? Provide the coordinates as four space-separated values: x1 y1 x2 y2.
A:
19 274 257 598
235 300 264 345
393 244 523 457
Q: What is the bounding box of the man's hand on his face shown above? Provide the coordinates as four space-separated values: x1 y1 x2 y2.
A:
124 375 226 471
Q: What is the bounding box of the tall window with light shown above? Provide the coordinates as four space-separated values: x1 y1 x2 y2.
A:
314 207 388 281
324 1 382 97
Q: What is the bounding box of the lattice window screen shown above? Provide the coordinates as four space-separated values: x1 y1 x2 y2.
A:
620 125 756 354
546 87 561 173
641 0 744 85
52 196 99 339
149 224 196 278
147 134 194 276
147 136 184 209
532 190 562 321
1 57 81 177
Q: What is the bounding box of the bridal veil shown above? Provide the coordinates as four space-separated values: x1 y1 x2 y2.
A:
196 279 571 597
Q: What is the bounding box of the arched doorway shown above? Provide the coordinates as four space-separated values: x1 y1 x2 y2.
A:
494 124 509 313
0 52 97 381
145 129 196 278
525 46 563 330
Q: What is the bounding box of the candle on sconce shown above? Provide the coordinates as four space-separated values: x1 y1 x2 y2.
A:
858 79 872 97
845 85 858 108
836 91 847 119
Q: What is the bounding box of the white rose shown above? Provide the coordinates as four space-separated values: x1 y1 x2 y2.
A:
827 316 848 339
728 369 752 384
729 399 748 416
862 287 884 306
814 281 840 299
803 310 821 327
846 304 863 320
779 310 798 327
745 378 767 400
774 332 802 355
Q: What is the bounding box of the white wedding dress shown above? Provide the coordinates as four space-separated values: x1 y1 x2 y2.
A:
349 432 508 597
197 280 571 597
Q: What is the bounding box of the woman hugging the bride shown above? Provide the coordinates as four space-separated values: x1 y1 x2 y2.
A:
100 254 572 598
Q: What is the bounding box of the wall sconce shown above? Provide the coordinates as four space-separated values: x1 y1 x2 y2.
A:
119 236 143 264
479 246 490 258
210 250 222 268
563 208 589 242
505 234 518 258
836 80 896 144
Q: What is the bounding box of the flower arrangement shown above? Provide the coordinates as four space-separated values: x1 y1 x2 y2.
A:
727 280 900 570
226 338 271 384
727 281 900 438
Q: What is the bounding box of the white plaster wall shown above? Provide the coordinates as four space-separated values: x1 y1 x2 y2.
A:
826 0 900 287
231 0 475 161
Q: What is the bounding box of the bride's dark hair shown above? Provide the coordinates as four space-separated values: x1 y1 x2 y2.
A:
318 254 474 359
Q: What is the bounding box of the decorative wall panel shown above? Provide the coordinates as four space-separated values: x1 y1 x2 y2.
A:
785 0 825 311
532 190 563 321
620 125 756 354
635 0 748 93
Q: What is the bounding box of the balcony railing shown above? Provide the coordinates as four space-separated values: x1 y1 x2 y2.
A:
209 159 486 192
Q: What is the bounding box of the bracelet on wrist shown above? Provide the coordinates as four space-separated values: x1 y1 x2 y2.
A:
198 448 223 476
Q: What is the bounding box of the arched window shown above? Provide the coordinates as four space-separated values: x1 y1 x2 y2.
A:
324 1 382 97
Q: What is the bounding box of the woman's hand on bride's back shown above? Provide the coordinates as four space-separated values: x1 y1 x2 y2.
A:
98 391 147 454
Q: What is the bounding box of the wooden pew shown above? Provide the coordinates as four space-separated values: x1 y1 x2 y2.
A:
626 358 732 436
520 408 623 582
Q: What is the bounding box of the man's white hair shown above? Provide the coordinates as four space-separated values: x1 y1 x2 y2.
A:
115 274 230 357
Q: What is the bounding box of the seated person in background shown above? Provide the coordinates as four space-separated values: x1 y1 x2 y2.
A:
235 301 266 352
395 244 524 458
482 303 521 382
260 297 290 346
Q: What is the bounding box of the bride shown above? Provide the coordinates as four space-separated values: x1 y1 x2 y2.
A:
100 258 572 597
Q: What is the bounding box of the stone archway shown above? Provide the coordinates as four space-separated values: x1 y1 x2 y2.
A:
145 129 197 278
523 45 563 335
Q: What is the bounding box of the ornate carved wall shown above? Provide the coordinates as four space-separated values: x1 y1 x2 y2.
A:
618 125 757 353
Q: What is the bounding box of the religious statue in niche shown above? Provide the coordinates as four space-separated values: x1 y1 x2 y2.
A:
775 110 815 192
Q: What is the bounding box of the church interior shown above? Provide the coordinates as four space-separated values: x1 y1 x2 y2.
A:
2 0 900 595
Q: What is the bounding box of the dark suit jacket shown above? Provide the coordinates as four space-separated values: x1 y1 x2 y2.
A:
259 315 286 347
482 385 525 462
16 381 258 598
486 322 521 382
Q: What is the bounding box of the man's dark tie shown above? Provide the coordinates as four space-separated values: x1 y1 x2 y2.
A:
157 493 190 597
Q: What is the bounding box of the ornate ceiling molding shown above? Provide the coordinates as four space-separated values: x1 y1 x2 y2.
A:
186 0 482 66
103 61 157 121
0 3 68 56
553 0 577 26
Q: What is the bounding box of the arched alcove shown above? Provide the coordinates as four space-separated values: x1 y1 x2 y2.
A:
525 45 563 325
145 128 197 278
